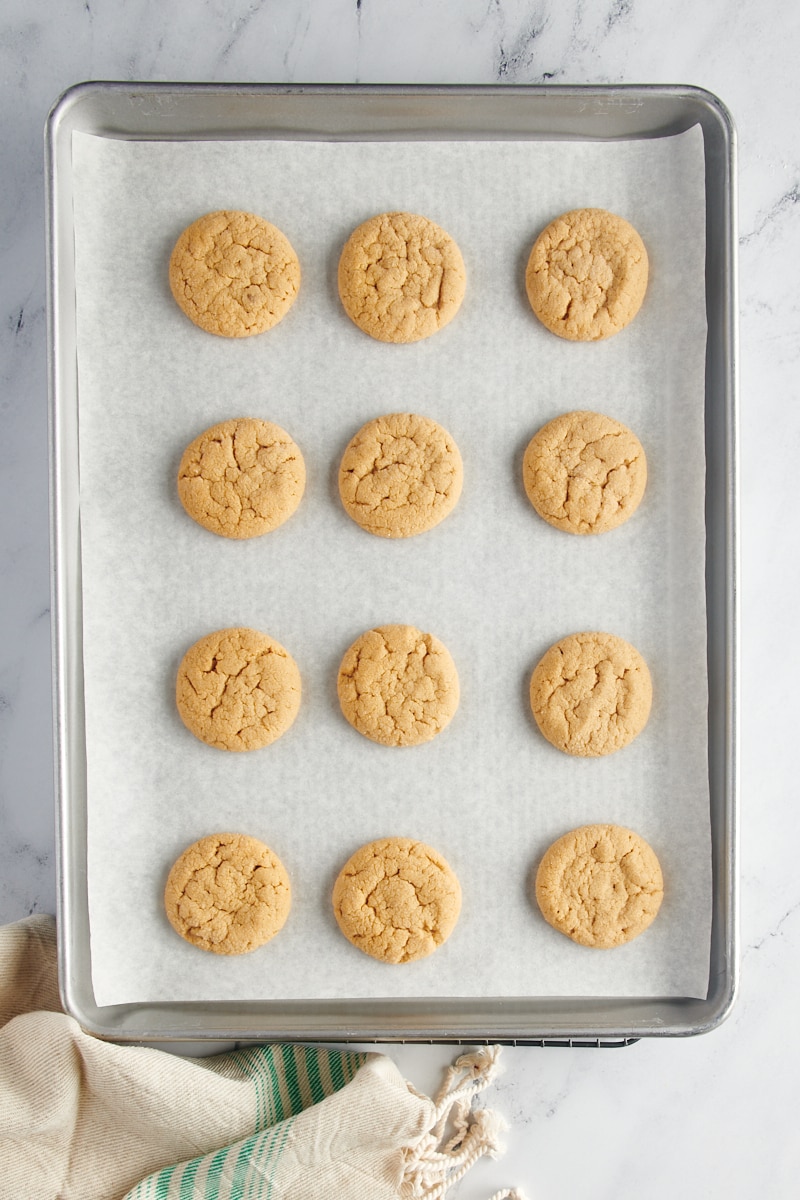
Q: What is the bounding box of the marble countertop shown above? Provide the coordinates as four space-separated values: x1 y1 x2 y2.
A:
1 1 797 1196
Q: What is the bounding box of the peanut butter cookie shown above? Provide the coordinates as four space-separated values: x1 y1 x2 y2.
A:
337 212 466 343
523 410 647 534
164 833 291 955
169 210 300 338
176 627 301 751
338 413 463 538
177 417 305 539
534 824 664 948
332 837 461 963
529 631 652 756
337 624 459 747
525 208 648 341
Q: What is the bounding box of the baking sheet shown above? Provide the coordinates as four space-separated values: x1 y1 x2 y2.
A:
71 128 711 1007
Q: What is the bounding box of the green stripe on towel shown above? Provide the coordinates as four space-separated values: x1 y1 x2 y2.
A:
122 1047 369 1200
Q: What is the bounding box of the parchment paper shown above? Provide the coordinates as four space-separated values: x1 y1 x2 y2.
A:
72 127 711 1006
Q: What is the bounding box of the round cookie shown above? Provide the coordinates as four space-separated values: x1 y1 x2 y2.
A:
525 208 648 341
332 837 462 963
337 212 466 343
176 627 301 751
534 824 664 948
169 210 300 338
523 410 647 535
337 625 459 747
164 833 291 955
177 417 305 539
529 631 652 757
338 413 463 538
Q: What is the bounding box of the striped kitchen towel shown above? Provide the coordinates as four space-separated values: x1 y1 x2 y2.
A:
0 916 523 1200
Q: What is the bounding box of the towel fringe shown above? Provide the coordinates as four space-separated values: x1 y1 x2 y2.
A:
401 1045 524 1200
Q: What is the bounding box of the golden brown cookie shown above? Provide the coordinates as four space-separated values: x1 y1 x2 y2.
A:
534 824 664 948
523 410 647 534
338 212 466 343
332 837 462 963
337 624 459 747
529 632 652 756
169 210 300 338
525 208 648 341
176 627 301 751
164 833 291 954
338 413 463 538
177 418 305 539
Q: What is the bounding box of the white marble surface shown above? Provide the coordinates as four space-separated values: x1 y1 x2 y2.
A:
0 0 797 1196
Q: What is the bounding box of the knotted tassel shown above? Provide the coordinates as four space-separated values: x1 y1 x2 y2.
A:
400 1045 525 1200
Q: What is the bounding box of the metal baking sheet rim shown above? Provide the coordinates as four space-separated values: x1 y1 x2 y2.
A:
46 82 739 1043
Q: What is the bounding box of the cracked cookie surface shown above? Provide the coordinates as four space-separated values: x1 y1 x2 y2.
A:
525 208 648 341
338 212 466 343
523 410 647 534
338 412 463 538
176 627 301 751
534 824 663 948
332 837 461 963
530 631 652 756
164 833 291 954
169 210 300 338
178 417 305 539
337 624 459 747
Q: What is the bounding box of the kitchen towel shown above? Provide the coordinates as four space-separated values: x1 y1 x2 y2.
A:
0 915 521 1199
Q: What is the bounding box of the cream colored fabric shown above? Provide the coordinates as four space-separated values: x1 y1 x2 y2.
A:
0 916 521 1200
